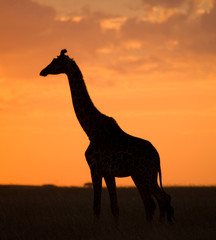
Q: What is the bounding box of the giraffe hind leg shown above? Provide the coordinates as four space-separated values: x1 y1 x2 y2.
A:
132 175 156 223
152 184 174 223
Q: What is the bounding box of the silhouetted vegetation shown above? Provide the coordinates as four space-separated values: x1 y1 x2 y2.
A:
83 182 93 188
0 186 215 239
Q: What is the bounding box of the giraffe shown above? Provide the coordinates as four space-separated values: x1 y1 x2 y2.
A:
40 49 174 224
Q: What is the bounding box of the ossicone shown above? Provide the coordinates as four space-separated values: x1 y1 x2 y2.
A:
60 49 67 56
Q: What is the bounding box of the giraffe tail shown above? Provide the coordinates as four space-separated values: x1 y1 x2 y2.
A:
158 165 164 192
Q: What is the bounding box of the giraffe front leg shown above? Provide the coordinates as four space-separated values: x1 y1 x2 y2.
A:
104 176 119 225
91 172 102 221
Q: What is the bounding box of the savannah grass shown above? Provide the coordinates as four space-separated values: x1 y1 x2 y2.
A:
0 186 215 240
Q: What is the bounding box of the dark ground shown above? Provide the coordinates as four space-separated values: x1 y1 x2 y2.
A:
0 185 215 240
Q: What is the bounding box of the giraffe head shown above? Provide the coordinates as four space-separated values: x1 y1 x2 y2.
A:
40 49 71 76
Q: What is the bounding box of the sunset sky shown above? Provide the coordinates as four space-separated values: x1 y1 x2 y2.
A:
0 0 216 186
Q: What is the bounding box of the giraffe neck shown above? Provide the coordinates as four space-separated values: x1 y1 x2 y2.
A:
66 60 104 140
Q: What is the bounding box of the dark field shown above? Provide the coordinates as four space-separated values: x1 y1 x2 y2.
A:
0 186 215 240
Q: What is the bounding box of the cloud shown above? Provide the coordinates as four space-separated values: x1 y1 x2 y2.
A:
141 0 214 10
0 0 55 53
0 0 57 79
0 1 114 78
0 0 118 56
100 17 128 31
121 1 216 54
0 0 215 82
140 0 186 8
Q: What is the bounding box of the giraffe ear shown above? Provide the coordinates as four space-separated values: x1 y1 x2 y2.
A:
60 49 67 56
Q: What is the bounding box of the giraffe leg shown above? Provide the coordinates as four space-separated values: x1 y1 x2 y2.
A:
152 184 174 223
132 175 156 223
104 176 119 225
91 173 102 221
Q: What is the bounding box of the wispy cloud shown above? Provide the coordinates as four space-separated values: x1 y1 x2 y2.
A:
1 0 216 79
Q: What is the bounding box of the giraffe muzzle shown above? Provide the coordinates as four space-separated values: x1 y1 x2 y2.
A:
40 69 48 76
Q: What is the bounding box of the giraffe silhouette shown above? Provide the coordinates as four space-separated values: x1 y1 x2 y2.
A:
40 49 174 224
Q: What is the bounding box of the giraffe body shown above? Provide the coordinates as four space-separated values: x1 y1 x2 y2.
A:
40 49 174 224
86 131 159 178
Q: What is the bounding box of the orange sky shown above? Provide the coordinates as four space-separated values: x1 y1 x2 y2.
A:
0 0 216 186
